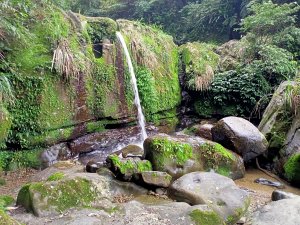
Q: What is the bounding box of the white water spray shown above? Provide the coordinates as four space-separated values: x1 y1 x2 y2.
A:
116 32 148 143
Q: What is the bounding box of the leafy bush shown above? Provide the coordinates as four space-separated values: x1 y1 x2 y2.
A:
195 67 271 117
0 149 42 171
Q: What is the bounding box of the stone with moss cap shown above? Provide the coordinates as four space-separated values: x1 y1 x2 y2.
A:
141 171 172 188
144 133 245 180
169 172 250 225
106 155 152 181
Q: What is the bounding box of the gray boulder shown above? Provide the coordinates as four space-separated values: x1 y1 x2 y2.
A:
40 143 71 169
271 190 300 201
121 144 145 158
169 172 250 224
252 198 300 225
212 116 268 161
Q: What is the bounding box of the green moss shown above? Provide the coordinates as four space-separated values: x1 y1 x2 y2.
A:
0 106 11 147
19 178 97 213
87 17 118 43
38 76 74 131
199 143 235 177
150 137 194 170
47 172 65 181
86 121 106 133
0 178 5 186
284 153 300 184
109 155 152 175
225 197 250 225
189 209 224 225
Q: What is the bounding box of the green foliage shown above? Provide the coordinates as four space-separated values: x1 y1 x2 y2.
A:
189 209 224 225
0 149 42 171
195 67 271 117
47 172 65 181
180 42 219 91
136 67 158 118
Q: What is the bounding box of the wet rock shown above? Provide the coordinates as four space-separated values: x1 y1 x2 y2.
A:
86 160 103 173
39 143 71 169
141 171 172 188
254 178 285 189
212 116 268 162
16 166 147 217
121 145 144 158
271 190 300 201
252 198 300 225
106 155 152 181
169 172 250 224
144 133 245 180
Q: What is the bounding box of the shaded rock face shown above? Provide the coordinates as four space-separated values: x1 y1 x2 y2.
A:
169 172 250 224
258 82 300 185
271 190 300 201
212 116 268 162
185 123 214 140
39 143 71 169
252 198 300 225
144 133 245 180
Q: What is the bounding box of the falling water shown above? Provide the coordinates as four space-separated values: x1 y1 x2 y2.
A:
116 32 148 143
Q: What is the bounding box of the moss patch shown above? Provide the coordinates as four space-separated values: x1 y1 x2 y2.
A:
47 172 65 181
149 137 194 170
0 209 19 225
108 155 152 175
199 143 235 177
284 153 300 184
189 209 224 225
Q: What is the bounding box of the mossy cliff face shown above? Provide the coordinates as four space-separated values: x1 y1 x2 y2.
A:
0 2 181 149
144 134 245 180
118 20 181 121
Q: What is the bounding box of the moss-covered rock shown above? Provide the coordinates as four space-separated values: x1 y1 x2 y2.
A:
107 155 152 181
284 153 300 185
144 134 245 180
180 42 219 91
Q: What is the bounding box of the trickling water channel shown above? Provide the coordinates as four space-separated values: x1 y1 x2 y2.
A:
116 32 148 143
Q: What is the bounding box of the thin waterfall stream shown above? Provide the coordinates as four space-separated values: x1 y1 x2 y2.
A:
116 32 148 143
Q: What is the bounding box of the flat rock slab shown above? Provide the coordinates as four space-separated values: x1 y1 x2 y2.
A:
13 197 225 225
252 198 300 225
169 172 250 224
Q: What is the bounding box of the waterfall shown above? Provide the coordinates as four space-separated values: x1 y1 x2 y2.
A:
116 32 148 143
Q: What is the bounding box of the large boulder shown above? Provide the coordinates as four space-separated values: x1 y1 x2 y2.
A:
140 171 172 188
252 198 300 225
144 133 245 180
16 163 147 217
212 116 268 161
169 172 250 224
